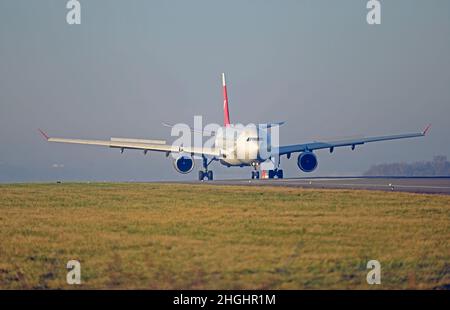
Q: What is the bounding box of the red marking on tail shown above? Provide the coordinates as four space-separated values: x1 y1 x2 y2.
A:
222 73 231 127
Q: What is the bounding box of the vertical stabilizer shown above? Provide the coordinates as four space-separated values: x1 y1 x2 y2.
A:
222 73 231 127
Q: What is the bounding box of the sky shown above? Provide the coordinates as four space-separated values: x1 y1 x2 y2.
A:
0 0 449 182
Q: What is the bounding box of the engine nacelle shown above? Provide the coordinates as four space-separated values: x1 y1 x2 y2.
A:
173 155 194 174
297 152 318 173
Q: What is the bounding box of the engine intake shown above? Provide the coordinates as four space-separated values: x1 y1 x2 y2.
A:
173 155 194 174
297 152 318 173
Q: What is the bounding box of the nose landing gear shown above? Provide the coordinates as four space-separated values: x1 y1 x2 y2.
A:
250 161 260 179
251 170 260 179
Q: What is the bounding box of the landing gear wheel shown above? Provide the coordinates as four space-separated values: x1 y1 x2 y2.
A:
277 169 283 179
268 170 275 179
199 170 214 181
251 171 260 179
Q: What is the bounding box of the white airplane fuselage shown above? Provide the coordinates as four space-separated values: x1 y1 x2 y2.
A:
214 125 270 167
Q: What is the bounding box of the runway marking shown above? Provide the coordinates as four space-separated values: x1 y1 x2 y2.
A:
217 180 450 188
252 181 450 191
280 178 362 182
298 182 450 190
206 177 450 194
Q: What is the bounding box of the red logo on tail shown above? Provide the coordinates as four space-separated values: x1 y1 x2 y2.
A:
222 73 231 127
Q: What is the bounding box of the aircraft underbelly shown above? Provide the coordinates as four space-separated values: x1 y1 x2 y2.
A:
220 158 254 167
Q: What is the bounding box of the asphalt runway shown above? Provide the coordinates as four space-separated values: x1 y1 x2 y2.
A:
202 177 450 195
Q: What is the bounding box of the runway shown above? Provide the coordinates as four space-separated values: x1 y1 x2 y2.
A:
201 177 450 195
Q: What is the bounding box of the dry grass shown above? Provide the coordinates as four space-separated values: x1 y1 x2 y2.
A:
0 183 449 289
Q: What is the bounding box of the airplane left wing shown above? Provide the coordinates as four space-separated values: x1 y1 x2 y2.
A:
276 125 430 156
38 130 220 157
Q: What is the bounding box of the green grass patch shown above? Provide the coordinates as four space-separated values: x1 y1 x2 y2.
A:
0 183 449 289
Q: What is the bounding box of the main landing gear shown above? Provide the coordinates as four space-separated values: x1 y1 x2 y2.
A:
268 168 284 179
199 156 215 181
270 155 284 179
199 170 213 181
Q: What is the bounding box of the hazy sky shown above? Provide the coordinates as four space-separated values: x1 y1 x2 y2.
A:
1 0 449 182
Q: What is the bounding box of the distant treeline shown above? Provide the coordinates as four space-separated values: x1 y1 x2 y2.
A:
364 156 450 176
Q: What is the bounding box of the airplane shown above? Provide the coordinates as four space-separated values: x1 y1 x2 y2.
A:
39 73 430 181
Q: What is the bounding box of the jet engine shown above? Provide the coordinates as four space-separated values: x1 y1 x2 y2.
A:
297 152 318 172
173 155 194 174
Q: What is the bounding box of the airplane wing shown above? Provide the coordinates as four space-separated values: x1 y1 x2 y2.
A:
38 129 220 157
276 125 431 156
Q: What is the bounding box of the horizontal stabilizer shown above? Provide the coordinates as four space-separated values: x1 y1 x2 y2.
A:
259 121 286 128
162 122 217 136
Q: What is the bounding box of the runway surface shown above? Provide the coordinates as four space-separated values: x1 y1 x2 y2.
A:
196 177 450 195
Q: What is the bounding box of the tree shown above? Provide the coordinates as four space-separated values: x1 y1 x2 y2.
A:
364 156 450 176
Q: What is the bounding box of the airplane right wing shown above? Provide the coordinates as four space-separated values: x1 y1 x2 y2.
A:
38 130 220 157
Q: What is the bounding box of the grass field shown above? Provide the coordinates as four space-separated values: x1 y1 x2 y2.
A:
0 183 449 289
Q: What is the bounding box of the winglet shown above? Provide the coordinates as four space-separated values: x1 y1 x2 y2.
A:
38 129 49 140
422 124 431 136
